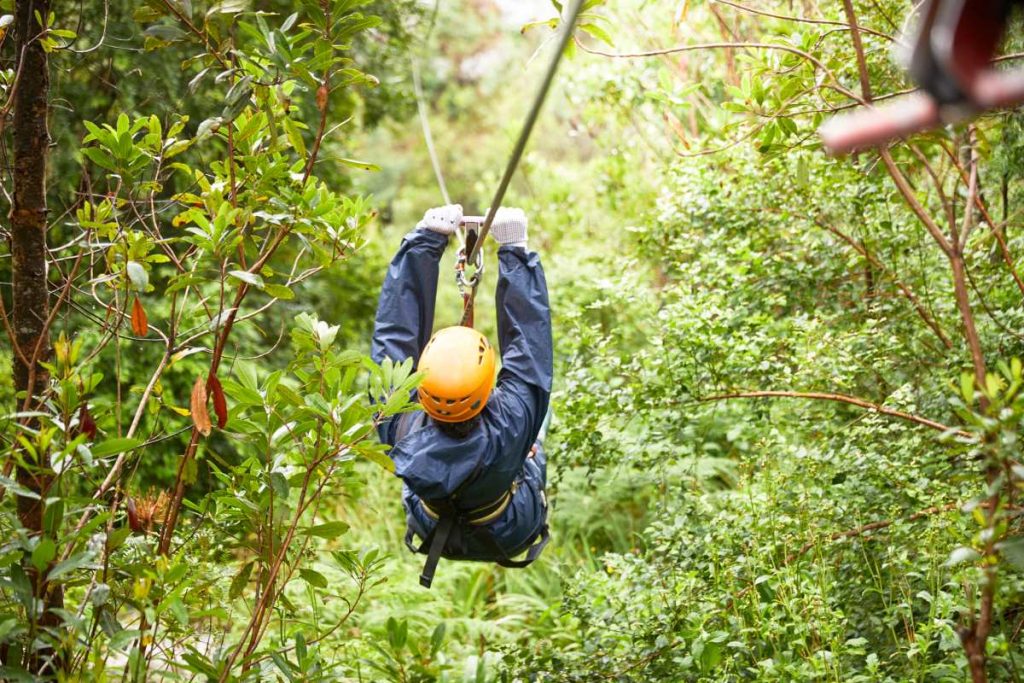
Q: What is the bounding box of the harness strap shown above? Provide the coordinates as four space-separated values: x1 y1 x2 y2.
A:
421 481 516 525
419 513 455 588
495 524 549 569
407 515 549 587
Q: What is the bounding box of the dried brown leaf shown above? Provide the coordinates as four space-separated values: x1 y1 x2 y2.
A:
131 296 148 336
190 376 212 436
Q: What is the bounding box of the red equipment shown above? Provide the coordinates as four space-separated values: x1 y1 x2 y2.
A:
819 0 1024 154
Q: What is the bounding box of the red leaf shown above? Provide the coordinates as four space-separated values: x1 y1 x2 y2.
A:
207 373 228 429
126 497 142 533
190 376 212 437
79 404 97 440
131 297 148 336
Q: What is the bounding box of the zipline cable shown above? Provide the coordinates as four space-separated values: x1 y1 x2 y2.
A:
410 0 450 204
412 59 451 205
466 0 586 265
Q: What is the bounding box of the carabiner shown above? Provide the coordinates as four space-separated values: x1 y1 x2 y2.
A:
456 246 483 290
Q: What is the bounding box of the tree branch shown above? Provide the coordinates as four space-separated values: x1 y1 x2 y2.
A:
715 0 895 42
784 501 961 564
576 40 861 103
814 217 953 349
840 0 874 101
700 390 968 437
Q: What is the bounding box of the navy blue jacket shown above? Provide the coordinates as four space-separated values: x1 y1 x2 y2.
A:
371 227 552 558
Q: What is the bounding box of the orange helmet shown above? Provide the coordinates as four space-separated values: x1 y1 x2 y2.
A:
417 326 496 423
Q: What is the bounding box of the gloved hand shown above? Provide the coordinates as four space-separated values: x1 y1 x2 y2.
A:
417 204 463 235
489 207 528 249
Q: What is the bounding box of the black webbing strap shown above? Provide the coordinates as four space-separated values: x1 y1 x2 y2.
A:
491 523 549 569
420 513 455 588
412 454 486 589
406 516 550 586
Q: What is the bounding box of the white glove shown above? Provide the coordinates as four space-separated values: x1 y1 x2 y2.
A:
417 204 463 235
489 207 528 249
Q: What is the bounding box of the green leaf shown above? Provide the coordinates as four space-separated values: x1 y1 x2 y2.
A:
225 75 252 106
284 118 306 158
31 538 55 573
356 443 394 473
0 475 40 500
229 270 265 289
270 653 295 680
144 24 187 42
263 283 294 300
207 0 247 15
336 157 380 172
196 116 222 140
47 552 96 582
81 147 117 171
430 622 446 656
305 521 349 539
43 498 63 537
1000 537 1024 570
298 567 327 588
578 22 613 47
961 373 975 405
166 596 188 626
235 360 258 391
229 561 254 600
270 471 289 500
90 438 142 458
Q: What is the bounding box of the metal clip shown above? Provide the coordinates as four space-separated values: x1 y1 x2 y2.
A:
455 219 484 290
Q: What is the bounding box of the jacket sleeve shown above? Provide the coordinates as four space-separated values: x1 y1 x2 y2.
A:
487 246 553 461
371 227 449 445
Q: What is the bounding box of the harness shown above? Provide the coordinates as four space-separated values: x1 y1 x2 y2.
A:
421 481 515 525
395 415 549 588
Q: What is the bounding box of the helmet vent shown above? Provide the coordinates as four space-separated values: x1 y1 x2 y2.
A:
470 399 481 411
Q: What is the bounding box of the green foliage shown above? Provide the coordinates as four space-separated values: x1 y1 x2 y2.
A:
0 0 424 678
5 0 1024 681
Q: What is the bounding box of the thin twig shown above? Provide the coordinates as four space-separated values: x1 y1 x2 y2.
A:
577 40 860 103
814 216 953 348
785 501 961 563
715 0 895 42
700 390 968 437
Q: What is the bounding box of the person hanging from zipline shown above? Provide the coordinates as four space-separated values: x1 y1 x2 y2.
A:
371 203 552 588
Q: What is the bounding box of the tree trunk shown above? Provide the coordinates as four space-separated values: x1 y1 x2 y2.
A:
10 0 63 671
